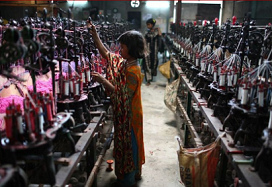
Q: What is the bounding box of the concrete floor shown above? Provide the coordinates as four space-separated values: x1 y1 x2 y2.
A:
96 56 185 187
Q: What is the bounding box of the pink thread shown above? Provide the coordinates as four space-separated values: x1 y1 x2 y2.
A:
27 78 52 94
0 95 24 113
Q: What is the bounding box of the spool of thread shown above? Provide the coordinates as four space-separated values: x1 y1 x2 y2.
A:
211 65 215 74
55 80 60 94
215 18 218 25
201 61 205 72
218 65 221 75
192 53 196 64
82 70 86 84
232 16 237 25
98 65 102 74
195 53 200 67
74 81 80 96
46 101 53 122
258 58 262 66
258 90 264 107
207 63 212 73
241 88 249 105
35 105 45 136
196 58 200 67
219 73 226 87
213 71 217 82
70 78 74 94
86 68 91 82
80 78 83 93
227 73 232 87
237 85 243 100
64 80 69 97
233 73 238 86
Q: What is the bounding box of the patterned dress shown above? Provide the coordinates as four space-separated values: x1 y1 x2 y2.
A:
143 29 161 83
107 53 145 179
126 65 145 176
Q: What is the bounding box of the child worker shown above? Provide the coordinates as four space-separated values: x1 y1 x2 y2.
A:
143 18 162 86
87 20 147 187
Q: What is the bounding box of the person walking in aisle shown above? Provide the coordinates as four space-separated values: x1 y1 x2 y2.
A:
87 20 147 187
143 18 162 86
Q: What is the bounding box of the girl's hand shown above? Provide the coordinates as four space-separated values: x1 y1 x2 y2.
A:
91 71 105 84
86 19 109 59
91 71 114 92
86 20 98 37
155 27 162 36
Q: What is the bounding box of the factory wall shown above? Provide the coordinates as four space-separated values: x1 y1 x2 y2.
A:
0 1 272 32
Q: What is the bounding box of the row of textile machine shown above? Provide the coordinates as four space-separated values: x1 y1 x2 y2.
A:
0 8 127 187
167 14 272 186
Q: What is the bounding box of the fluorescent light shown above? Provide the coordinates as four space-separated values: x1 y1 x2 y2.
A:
180 1 222 4
146 1 170 9
68 1 88 5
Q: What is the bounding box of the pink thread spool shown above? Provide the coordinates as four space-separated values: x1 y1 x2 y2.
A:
232 16 237 25
215 18 219 25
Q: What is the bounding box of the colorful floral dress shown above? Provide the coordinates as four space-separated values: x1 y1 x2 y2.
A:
107 53 145 179
126 65 145 176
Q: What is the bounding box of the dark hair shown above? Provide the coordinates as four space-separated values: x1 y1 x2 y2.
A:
117 30 148 58
146 18 156 26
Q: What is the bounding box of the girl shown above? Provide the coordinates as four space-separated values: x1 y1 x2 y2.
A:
143 18 162 86
87 21 147 187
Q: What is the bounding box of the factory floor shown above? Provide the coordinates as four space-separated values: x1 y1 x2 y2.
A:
96 55 185 187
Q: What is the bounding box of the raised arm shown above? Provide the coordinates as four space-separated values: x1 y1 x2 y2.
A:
157 27 162 36
87 21 109 59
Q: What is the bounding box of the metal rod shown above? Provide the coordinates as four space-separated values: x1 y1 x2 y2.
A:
85 128 114 187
